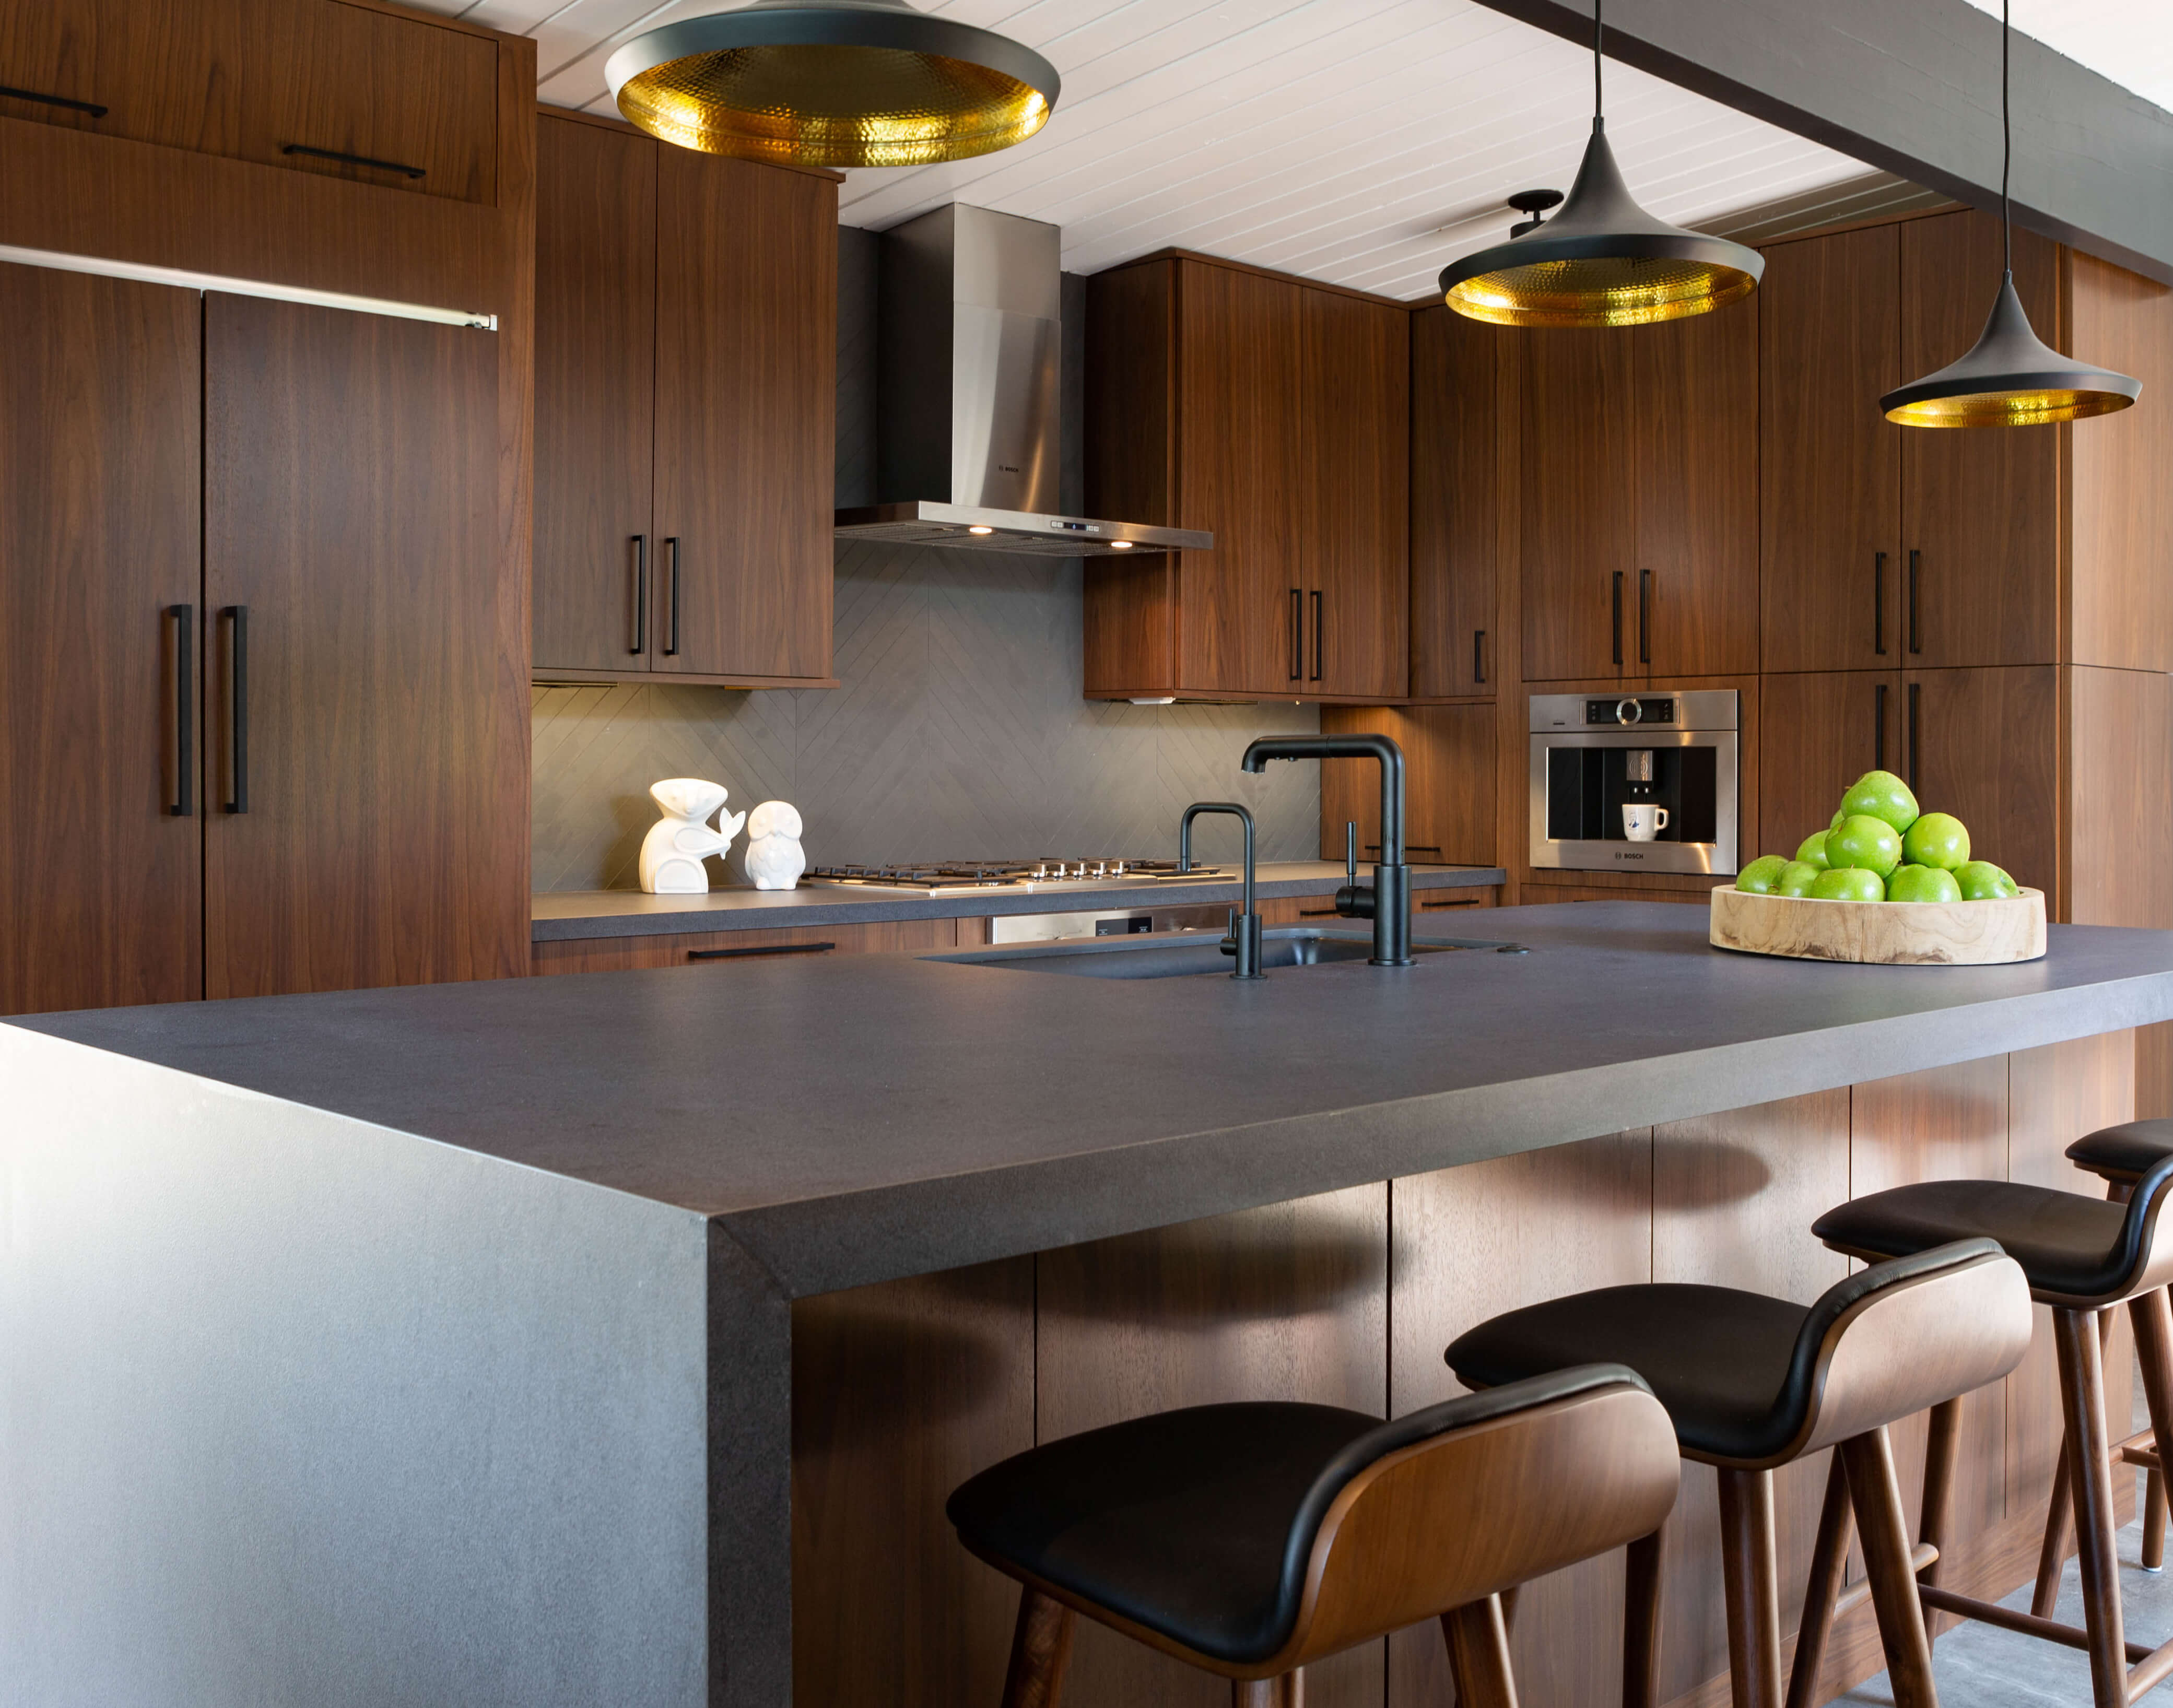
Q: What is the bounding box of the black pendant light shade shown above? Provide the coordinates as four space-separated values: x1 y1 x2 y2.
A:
606 0 1061 170
1440 120 1763 327
1882 271 2139 426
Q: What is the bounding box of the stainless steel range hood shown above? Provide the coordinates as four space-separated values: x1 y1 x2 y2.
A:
833 203 1210 558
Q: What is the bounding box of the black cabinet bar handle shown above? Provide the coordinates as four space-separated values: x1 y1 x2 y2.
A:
168 605 193 817
663 537 681 657
1638 568 1652 665
1907 680 1921 791
1874 551 1887 655
687 941 835 961
222 605 249 814
0 84 107 117
1908 549 1922 655
1611 571 1624 666
1310 590 1323 682
1289 587 1303 681
1875 680 1888 772
630 535 648 655
1473 628 1487 686
281 143 426 180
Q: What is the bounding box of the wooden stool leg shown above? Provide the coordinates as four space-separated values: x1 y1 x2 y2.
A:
1839 1427 1939 1708
2033 1431 2076 1617
1001 1587 1075 1708
1918 1396 1963 1644
1624 1528 1665 1708
1442 1595 1520 1708
1232 1674 1302 1707
2148 1470 2168 1573
2054 1305 2130 1708
1718 1467 1783 1708
1785 1453 1856 1708
2133 1290 2173 1575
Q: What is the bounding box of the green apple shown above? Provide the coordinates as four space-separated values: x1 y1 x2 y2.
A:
1735 855 1790 894
1828 814 1904 878
1810 867 1886 901
1778 860 1821 897
1955 860 2021 900
1887 864 1963 904
1839 771 1920 835
1794 832 1834 871
1901 811 1970 871
1830 808 1846 832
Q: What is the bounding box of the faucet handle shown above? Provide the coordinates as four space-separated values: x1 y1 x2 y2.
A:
1345 820 1358 887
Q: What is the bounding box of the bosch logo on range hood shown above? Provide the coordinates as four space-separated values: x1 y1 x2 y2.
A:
833 203 1211 559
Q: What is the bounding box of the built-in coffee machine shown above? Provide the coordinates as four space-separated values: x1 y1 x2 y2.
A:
1528 691 1740 876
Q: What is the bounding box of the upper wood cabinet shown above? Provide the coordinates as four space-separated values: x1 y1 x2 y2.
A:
1521 303 1757 682
1084 254 1407 701
533 112 836 687
1409 305 1500 700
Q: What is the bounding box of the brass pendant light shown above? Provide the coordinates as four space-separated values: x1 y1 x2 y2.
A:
1438 0 1763 327
1880 0 2138 427
606 0 1061 170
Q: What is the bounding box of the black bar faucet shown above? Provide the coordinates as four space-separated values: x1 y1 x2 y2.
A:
1178 801 1263 979
1240 734 1414 967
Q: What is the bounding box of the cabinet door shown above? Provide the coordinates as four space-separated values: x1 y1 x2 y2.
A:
654 152 836 683
1901 666 2057 897
534 115 657 674
1303 290 1407 699
203 293 522 997
1176 262 1304 695
0 264 201 1016
1409 305 1498 698
1522 329 1635 680
1760 226 1902 672
1634 299 1759 679
1758 670 1901 860
1900 213 2060 667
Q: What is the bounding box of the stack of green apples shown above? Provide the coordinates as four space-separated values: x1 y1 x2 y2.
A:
1733 772 2019 903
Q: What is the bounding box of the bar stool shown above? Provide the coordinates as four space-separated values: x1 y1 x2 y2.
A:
946 1365 1679 1707
1804 1151 2173 1708
1444 1240 2033 1708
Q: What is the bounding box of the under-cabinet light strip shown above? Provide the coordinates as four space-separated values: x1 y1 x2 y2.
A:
0 244 497 330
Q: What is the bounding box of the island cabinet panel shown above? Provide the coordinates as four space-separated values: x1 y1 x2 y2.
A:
1759 226 1904 673
0 265 202 1018
1899 665 2059 900
1757 670 1901 859
530 917 958 975
1408 305 1500 699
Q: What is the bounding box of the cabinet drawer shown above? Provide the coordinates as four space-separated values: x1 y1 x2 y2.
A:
532 918 959 975
0 0 497 205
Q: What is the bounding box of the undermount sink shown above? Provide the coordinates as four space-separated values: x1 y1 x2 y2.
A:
926 927 1523 981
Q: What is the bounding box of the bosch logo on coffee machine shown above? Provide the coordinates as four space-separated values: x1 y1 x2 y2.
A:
1528 691 1739 877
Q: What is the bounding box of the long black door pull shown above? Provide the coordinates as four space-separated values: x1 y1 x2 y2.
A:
168 605 193 817
1310 590 1323 683
1611 571 1624 668
1874 552 1888 655
222 605 249 814
1638 568 1652 666
1907 681 1921 792
1908 549 1922 655
663 537 681 657
1473 629 1487 686
1875 681 1888 772
1289 588 1302 681
630 535 648 655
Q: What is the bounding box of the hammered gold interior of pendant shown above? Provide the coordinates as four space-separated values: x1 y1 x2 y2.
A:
1446 254 1758 328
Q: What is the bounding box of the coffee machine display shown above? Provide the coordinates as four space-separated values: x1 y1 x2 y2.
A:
1528 691 1739 876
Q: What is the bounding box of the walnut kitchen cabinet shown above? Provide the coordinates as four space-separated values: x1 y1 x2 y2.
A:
1899 666 2059 899
1409 304 1500 699
1757 670 1902 857
533 110 837 687
1084 253 1407 701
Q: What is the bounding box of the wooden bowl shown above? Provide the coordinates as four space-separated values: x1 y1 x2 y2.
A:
1708 884 2046 965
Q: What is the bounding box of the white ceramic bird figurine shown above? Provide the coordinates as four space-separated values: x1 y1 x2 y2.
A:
743 800 807 891
638 779 746 894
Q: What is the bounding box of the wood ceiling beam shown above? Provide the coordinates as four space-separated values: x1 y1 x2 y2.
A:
1472 0 2173 284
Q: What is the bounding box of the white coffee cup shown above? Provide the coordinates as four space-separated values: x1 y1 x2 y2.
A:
1622 803 1670 842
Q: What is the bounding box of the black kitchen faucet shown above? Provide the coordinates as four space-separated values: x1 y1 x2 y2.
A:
1178 800 1263 978
1240 734 1414 967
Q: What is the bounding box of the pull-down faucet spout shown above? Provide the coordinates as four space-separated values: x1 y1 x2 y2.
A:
1240 734 1413 967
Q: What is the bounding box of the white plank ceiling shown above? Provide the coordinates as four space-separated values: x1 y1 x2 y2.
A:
423 0 2167 300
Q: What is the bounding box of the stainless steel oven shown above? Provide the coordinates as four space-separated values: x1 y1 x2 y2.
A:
1529 690 1740 877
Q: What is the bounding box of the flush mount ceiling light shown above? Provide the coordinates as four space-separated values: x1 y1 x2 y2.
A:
1438 0 1762 327
606 0 1061 170
1880 0 2137 427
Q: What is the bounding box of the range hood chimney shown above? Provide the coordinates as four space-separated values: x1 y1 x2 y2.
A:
834 204 1210 558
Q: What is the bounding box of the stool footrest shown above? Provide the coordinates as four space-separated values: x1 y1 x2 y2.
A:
1917 1584 2157 1670
1833 1543 1938 1620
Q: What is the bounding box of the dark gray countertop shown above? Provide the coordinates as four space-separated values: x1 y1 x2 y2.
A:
18 903 2173 1294
530 861 1506 940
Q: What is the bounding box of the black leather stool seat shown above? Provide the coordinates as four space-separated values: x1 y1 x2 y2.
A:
945 1366 1643 1668
2067 1119 2173 1184
1812 1180 2136 1301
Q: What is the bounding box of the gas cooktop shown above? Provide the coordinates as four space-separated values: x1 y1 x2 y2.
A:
802 859 1237 897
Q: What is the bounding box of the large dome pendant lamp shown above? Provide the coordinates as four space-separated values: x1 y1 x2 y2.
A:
1880 0 2138 427
1437 0 1762 327
605 0 1061 170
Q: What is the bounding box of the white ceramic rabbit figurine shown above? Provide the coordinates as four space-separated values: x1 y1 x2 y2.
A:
638 779 747 894
743 800 807 891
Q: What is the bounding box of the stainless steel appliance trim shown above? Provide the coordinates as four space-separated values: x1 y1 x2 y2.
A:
990 904 1229 944
1527 689 1740 733
1527 728 1741 876
832 500 1211 556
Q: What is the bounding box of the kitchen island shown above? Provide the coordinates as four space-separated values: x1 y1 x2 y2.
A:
9 902 2173 1708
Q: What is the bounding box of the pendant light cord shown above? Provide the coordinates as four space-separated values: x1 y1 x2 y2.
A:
2001 0 2013 275
1594 0 1604 121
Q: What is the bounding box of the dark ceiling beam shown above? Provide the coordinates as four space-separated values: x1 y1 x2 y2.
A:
1471 0 2173 285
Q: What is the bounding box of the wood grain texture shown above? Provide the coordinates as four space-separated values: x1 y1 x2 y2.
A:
1521 328 1635 682
1901 665 2058 900
530 917 958 975
1756 671 1900 861
533 113 657 674
1634 298 1760 680
1408 305 1498 699
0 263 201 1017
793 1261 1037 1708
1899 212 2060 669
1709 887 2046 965
1318 705 1496 867
1083 260 1179 694
1037 1187 1389 1708
1302 289 1407 699
653 152 835 682
1758 226 1903 673
2066 665 2173 931
202 292 524 997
